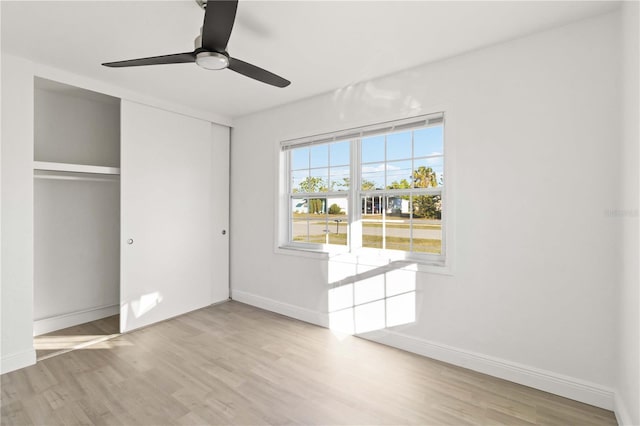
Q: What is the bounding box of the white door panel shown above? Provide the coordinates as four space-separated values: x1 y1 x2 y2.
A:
120 101 228 332
210 123 230 304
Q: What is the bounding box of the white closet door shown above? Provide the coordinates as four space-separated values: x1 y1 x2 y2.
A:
210 123 230 303
120 100 229 332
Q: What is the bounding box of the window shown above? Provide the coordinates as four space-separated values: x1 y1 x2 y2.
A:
281 113 446 265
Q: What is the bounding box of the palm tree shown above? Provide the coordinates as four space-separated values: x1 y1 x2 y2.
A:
412 166 439 219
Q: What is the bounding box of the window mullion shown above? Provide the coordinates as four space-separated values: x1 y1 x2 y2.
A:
287 152 293 245
351 138 362 250
381 135 387 250
409 193 413 252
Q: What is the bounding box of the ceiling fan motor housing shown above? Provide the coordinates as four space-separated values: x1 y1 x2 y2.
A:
195 51 229 70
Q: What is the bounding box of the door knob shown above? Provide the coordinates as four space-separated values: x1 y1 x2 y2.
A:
127 238 134 245
221 230 226 235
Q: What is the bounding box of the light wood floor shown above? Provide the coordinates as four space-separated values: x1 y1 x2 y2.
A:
35 315 120 360
2 301 617 425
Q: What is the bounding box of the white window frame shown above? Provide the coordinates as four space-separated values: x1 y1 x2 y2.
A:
276 112 449 268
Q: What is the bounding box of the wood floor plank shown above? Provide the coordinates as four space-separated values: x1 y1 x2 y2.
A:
2 301 618 425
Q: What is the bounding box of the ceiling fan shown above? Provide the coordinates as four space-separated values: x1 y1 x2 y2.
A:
102 0 290 88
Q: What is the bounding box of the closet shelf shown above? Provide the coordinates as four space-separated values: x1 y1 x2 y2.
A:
33 161 120 175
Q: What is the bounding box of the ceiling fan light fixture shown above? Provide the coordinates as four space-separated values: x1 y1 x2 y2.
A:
196 51 229 70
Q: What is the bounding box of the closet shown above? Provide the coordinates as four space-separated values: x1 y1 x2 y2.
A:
34 78 121 336
33 78 230 337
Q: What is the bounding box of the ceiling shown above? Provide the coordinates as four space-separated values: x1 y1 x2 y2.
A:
2 1 620 120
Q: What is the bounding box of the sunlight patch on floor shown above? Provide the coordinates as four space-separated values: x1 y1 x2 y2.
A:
35 333 126 361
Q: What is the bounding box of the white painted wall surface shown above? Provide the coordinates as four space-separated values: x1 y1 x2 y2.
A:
33 174 120 323
231 12 622 408
617 3 640 425
34 86 120 167
1 54 36 373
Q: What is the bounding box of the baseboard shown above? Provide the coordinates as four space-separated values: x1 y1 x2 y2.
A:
1 348 36 374
231 290 615 411
231 290 329 328
33 304 119 336
361 328 615 410
614 392 635 426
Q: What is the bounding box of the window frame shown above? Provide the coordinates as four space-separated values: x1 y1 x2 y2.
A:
277 112 448 268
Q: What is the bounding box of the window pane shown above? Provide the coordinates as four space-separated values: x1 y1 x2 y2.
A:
327 197 348 246
361 195 383 248
361 163 385 191
291 198 309 242
292 219 309 242
386 160 412 189
386 131 412 161
411 195 442 254
292 197 308 214
308 219 329 243
385 197 411 252
302 170 328 192
291 170 308 193
414 157 443 187
329 166 350 191
310 144 328 168
291 147 309 170
385 195 410 217
330 141 350 167
361 135 384 163
307 198 326 214
414 126 443 157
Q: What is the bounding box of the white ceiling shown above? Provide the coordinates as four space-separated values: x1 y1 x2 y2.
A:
2 1 620 120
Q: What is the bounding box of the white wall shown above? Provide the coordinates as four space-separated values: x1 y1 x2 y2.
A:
617 2 640 425
34 174 120 326
1 55 36 373
231 12 622 409
34 86 120 167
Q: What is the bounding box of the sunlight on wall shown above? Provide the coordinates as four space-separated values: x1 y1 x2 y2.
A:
328 259 417 336
331 80 423 122
131 291 163 319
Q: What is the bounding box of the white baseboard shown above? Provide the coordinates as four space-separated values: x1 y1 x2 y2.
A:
231 290 329 328
614 392 635 426
361 328 614 410
231 290 615 411
33 304 119 336
1 348 36 374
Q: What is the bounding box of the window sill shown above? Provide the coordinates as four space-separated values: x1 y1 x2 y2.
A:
275 245 452 275
275 245 331 260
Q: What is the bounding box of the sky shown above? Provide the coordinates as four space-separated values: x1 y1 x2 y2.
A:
291 125 444 191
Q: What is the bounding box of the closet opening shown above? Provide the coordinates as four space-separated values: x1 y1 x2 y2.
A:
33 78 121 360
